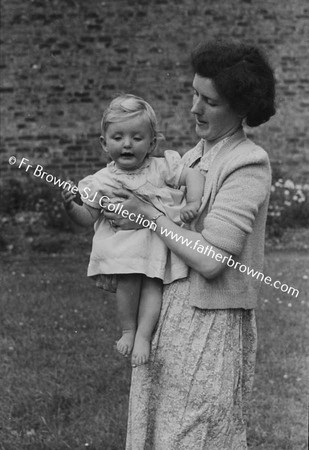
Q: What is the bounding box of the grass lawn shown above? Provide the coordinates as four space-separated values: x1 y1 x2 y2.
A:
0 243 308 449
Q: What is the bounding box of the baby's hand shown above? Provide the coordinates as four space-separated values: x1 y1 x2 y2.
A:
180 200 201 223
61 180 76 211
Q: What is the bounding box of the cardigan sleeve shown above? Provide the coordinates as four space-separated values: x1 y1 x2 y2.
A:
201 150 271 256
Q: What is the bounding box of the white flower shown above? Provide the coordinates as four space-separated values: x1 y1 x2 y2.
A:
26 429 36 437
296 190 306 202
284 179 295 189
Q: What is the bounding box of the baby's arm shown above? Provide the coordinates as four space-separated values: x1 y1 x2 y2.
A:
62 182 101 227
178 168 205 223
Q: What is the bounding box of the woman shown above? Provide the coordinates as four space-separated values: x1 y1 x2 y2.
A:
106 39 276 449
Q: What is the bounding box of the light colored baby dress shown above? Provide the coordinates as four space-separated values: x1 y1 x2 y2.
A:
78 150 189 287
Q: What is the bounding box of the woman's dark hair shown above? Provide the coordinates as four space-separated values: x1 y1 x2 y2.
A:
191 39 276 127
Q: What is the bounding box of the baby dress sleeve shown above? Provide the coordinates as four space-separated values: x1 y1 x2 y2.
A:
161 150 185 188
78 173 110 210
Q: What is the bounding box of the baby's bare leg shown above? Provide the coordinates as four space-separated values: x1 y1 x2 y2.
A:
131 277 162 366
116 274 141 357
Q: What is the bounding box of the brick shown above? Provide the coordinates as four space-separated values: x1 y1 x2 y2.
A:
0 86 14 93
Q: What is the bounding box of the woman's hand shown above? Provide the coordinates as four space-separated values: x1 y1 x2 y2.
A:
104 212 143 230
102 189 157 230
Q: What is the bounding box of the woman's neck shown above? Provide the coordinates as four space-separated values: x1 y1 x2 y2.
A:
203 124 243 153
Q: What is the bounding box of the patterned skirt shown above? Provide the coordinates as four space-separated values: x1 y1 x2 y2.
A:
126 278 257 450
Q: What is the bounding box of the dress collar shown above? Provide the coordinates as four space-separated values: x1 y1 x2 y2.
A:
199 137 229 171
107 156 151 175
187 128 245 171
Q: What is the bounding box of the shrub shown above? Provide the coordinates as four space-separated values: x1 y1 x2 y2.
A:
267 177 309 239
0 177 72 231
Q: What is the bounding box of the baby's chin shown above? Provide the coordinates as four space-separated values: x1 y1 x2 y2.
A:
116 157 143 170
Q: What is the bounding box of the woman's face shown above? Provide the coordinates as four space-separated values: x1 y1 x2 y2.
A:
191 74 242 144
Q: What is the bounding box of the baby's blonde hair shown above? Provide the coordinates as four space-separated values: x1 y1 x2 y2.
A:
101 94 163 150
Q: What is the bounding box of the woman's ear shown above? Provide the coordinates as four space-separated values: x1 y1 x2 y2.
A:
237 106 248 121
99 135 108 153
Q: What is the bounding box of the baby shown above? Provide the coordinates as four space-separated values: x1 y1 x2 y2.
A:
62 94 205 366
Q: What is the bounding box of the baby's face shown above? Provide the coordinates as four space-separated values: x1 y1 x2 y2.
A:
102 115 155 170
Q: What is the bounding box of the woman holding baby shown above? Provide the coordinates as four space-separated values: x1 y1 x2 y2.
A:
104 38 275 449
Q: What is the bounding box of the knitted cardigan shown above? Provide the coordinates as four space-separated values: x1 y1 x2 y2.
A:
185 129 272 309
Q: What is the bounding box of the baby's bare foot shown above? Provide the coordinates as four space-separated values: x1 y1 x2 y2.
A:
117 330 135 357
131 332 150 366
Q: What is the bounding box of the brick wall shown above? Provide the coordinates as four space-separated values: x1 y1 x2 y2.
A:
1 0 308 184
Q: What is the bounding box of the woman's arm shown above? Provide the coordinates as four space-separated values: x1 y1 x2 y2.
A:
109 190 229 279
104 152 270 277
153 213 229 279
